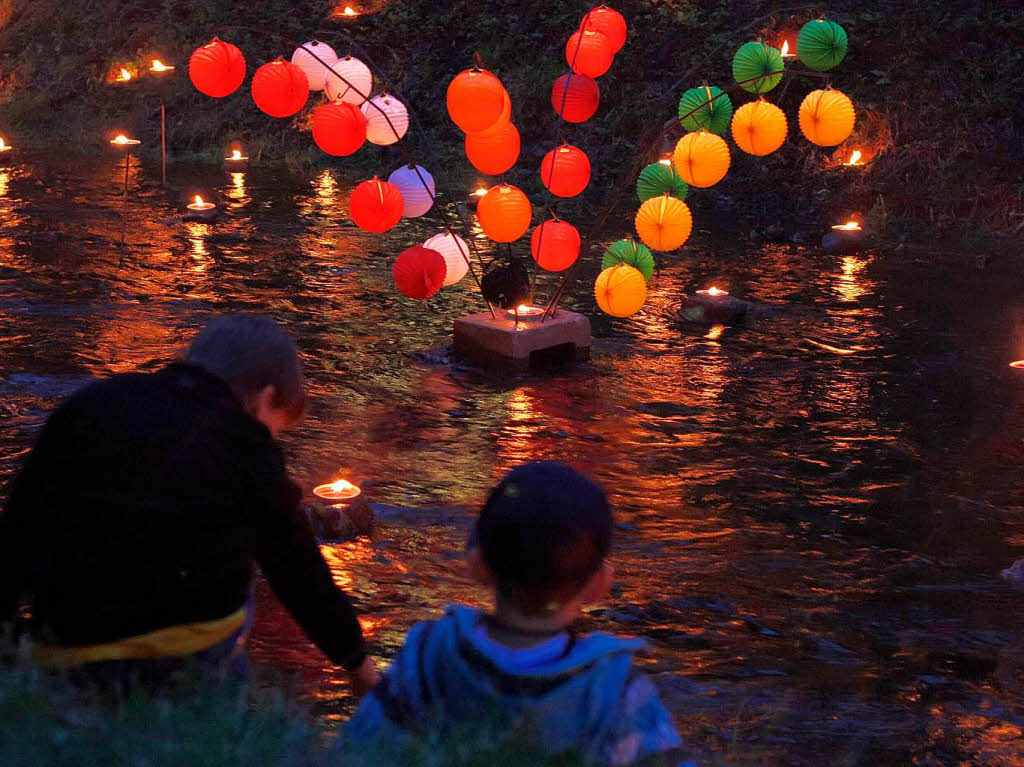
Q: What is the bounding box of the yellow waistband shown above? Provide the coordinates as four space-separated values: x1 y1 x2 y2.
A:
33 607 247 669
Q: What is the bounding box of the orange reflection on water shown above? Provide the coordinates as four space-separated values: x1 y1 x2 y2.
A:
0 171 8 198
834 255 869 303
320 538 375 591
226 172 246 202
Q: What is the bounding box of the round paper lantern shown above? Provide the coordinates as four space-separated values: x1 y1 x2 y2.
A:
361 94 409 145
602 240 654 283
673 131 731 188
477 184 532 243
465 122 520 175
388 165 435 218
636 161 688 203
732 42 784 94
312 102 367 156
530 219 580 272
595 263 647 318
798 20 848 71
580 6 627 53
566 30 614 78
731 100 788 156
324 57 372 104
472 88 512 137
481 260 531 309
423 232 471 286
252 60 309 118
447 69 507 133
291 41 338 92
540 145 591 198
799 88 855 146
635 195 693 252
551 74 600 123
189 39 246 98
678 85 733 135
393 245 446 300
349 178 404 233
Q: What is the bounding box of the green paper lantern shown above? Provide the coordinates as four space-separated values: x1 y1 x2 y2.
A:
797 20 848 71
678 85 733 135
732 42 784 94
636 162 689 203
602 240 654 283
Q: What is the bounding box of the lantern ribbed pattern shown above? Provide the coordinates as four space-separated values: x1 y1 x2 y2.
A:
349 178 404 233
672 131 731 188
423 232 471 286
447 69 507 133
291 41 338 92
635 195 693 252
393 245 447 299
388 165 435 218
580 7 627 53
595 263 647 318
252 60 309 118
189 39 246 98
636 162 688 203
602 240 655 283
312 102 367 156
551 74 600 123
540 145 591 198
733 42 785 94
361 94 409 145
477 184 532 243
678 85 733 135
324 57 372 104
797 20 848 71
465 122 520 175
799 89 855 146
566 30 614 78
731 101 788 156
530 219 581 272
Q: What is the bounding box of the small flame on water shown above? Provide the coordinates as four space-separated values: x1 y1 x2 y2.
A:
473 187 487 197
833 220 862 231
341 5 358 15
230 150 243 160
117 68 132 81
0 138 7 151
845 149 864 166
658 158 672 166
150 59 174 72
193 195 206 206
313 477 362 500
702 286 728 297
111 134 133 145
1009 361 1024 370
780 40 791 57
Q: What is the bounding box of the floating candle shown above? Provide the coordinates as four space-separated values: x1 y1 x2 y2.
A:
185 195 218 222
313 478 362 501
150 59 175 73
0 137 10 154
844 149 864 166
116 67 132 82
832 220 862 231
506 304 545 317
696 286 729 297
341 5 358 16
225 149 248 162
110 134 141 147
780 40 796 59
187 195 215 212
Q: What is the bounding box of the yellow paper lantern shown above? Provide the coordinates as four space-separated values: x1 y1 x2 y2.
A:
595 263 648 318
731 100 788 156
798 88 855 147
635 194 693 252
672 131 730 188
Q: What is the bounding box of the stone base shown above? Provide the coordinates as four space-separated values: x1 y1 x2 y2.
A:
454 309 591 372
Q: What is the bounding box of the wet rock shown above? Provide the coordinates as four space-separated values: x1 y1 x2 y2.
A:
679 292 753 326
1001 558 1024 590
306 494 374 542
411 345 453 365
822 228 865 254
205 232 245 246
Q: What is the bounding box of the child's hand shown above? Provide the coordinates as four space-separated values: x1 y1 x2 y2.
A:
348 656 380 698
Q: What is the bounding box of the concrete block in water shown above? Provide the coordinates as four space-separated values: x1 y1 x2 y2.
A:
454 309 591 372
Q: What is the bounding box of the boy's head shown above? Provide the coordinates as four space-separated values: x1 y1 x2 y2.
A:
471 461 613 616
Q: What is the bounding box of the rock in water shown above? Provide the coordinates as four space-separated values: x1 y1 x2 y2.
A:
1002 558 1024 591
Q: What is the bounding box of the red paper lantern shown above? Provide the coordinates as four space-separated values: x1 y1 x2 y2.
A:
465 122 520 176
447 69 507 133
471 88 512 137
530 219 581 272
580 7 628 53
312 102 367 156
540 144 591 197
565 30 614 78
349 178 404 233
251 59 309 118
477 184 532 243
393 245 447 299
189 39 246 98
551 74 600 122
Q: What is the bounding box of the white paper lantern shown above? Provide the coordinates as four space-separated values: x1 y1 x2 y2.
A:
324 56 373 104
388 165 435 218
423 232 471 286
361 93 409 146
291 41 339 92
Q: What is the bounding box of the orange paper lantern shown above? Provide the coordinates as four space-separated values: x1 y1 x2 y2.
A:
635 194 693 251
472 88 512 137
465 122 520 176
566 30 614 78
672 131 731 188
252 59 309 118
530 219 581 271
799 88 855 147
447 69 508 133
477 184 532 243
551 74 600 123
580 7 627 53
730 100 788 156
312 102 367 156
349 178 404 233
540 144 591 198
595 263 647 317
393 245 447 299
189 39 246 98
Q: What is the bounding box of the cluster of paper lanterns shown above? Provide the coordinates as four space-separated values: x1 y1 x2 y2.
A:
448 68 519 176
393 232 472 300
551 7 625 124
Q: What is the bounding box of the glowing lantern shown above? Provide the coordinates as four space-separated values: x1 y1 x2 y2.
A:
291 41 339 91
673 131 731 188
540 145 591 198
447 69 507 133
312 102 367 156
189 39 246 98
566 30 614 78
252 60 309 118
730 100 788 156
551 74 600 123
393 245 447 299
602 240 654 283
472 89 511 137
324 57 372 104
678 85 733 135
732 42 784 94
361 93 409 145
595 263 647 317
636 161 688 202
423 232 471 286
465 122 520 175
799 88 855 146
635 194 693 251
530 219 580 272
477 184 532 243
797 19 848 71
580 6 627 53
349 177 404 233
388 164 435 218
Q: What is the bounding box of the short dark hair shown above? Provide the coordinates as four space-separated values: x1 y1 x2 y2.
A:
185 315 306 420
474 461 612 614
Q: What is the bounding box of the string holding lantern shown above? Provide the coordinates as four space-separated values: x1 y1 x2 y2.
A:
673 131 731 188
551 74 600 123
394 245 447 299
540 145 591 198
252 59 309 118
349 177 404 233
361 93 409 145
423 232 471 286
291 41 338 92
465 121 520 175
388 164 435 218
447 69 508 133
477 184 532 243
732 42 785 94
580 6 627 53
566 30 614 78
636 161 688 202
530 219 581 272
324 57 373 104
635 194 693 252
797 19 848 71
799 88 855 146
602 240 654 283
189 39 246 98
312 102 367 156
678 85 733 136
595 263 647 318
731 100 788 156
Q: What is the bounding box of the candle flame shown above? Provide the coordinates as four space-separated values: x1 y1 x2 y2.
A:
194 195 205 206
845 149 863 165
473 187 487 197
834 220 862 231
705 286 727 296
313 477 362 500
330 478 357 493
0 138 6 151
658 158 672 166
150 59 173 72
780 40 790 56
231 150 242 160
113 134 130 144
118 68 132 81
1010 360 1024 370
342 5 358 15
